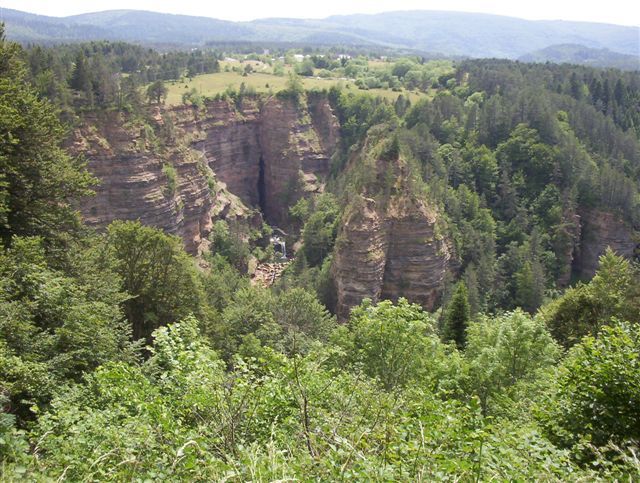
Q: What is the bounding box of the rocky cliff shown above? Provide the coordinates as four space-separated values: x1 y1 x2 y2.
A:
70 110 216 255
72 94 339 253
333 195 451 320
72 94 638 321
260 96 335 226
574 208 639 278
331 139 452 320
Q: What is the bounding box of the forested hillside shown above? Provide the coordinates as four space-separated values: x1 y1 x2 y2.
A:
519 43 640 71
3 7 639 60
1 26 639 480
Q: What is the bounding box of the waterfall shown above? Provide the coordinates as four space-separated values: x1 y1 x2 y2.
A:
270 235 287 260
270 227 288 260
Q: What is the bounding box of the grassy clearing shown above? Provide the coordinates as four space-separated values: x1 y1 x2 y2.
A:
164 70 428 106
367 59 393 70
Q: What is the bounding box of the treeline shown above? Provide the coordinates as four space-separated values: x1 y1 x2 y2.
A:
459 59 640 143
203 40 422 59
23 40 220 111
22 40 459 112
285 54 455 93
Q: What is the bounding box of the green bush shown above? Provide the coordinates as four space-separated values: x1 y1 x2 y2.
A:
541 248 640 347
538 322 640 451
162 163 178 196
215 286 336 359
104 220 203 341
209 220 250 271
17 315 606 481
465 310 560 414
181 87 204 108
338 298 463 391
301 194 340 267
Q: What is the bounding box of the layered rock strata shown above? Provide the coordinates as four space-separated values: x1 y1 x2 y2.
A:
331 139 452 320
574 208 639 278
332 195 451 320
73 95 339 253
70 111 215 254
259 97 334 226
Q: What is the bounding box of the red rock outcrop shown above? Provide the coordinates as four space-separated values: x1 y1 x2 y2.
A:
308 93 340 154
380 197 450 307
331 140 452 320
70 111 214 254
332 195 451 321
259 97 334 226
183 99 262 208
574 208 639 278
73 94 339 254
332 198 388 319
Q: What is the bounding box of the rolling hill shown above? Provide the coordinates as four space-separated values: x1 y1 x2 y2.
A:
519 43 640 70
2 7 639 60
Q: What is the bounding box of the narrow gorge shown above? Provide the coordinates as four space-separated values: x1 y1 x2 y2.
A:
71 93 338 252
70 93 639 320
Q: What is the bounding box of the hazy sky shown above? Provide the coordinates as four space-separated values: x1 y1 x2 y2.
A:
1 0 639 26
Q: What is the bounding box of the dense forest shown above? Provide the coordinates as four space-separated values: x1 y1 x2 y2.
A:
1 25 640 481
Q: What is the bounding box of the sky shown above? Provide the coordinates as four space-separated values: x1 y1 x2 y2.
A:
1 0 639 26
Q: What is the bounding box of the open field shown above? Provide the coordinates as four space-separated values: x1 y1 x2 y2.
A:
164 70 428 106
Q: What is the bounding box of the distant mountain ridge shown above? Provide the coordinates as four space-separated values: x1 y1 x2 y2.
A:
519 44 640 70
2 7 639 60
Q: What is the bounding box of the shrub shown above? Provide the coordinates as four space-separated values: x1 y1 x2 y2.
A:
541 248 640 347
465 310 560 414
162 163 178 196
339 298 462 391
538 322 640 451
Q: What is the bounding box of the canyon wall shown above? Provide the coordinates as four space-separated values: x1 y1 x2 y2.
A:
331 141 452 320
573 208 639 278
332 195 451 321
73 95 339 253
72 94 637 320
259 97 333 226
70 110 215 254
187 99 262 208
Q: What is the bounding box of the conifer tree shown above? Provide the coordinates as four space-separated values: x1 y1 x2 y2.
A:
0 27 94 247
515 259 545 313
443 281 471 349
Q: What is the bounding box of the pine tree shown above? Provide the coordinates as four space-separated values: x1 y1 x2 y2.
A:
70 51 93 104
515 259 545 313
569 72 582 100
613 79 625 106
0 29 95 247
463 265 481 315
146 80 168 104
590 77 602 104
443 282 471 349
601 78 611 112
394 94 410 117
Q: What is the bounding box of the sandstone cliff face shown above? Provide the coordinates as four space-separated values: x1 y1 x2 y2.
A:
333 195 451 320
73 95 339 253
332 198 387 319
260 97 335 226
380 197 450 308
182 99 262 208
331 139 452 320
308 94 340 154
70 111 215 254
574 208 638 278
